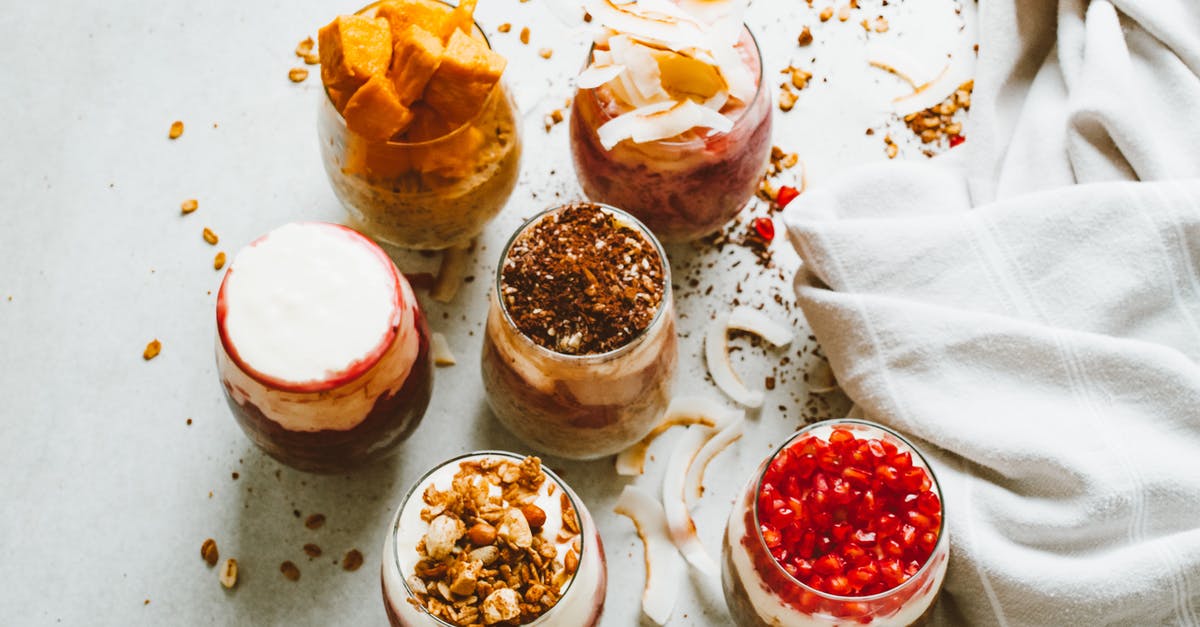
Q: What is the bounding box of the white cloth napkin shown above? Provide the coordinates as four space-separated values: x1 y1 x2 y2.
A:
783 1 1200 625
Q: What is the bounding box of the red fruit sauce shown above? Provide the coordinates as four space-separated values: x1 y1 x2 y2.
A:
755 429 941 598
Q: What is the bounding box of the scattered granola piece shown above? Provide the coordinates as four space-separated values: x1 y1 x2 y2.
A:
430 332 456 366
181 199 198 215
497 22 511 33
778 84 798 112
837 4 851 21
305 513 326 530
538 47 553 59
289 67 309 82
202 228 219 245
214 252 227 271
303 543 323 558
899 80 973 152
168 121 184 139
797 26 813 46
342 549 364 571
219 558 239 589
782 65 812 91
280 560 301 581
884 134 899 159
201 538 219 566
872 16 889 32
295 37 314 58
519 26 530 45
143 339 162 361
819 6 833 21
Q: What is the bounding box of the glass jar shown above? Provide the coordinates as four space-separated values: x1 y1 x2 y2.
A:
569 26 772 243
317 0 522 250
215 222 433 473
381 451 607 626
480 203 678 460
722 420 949 626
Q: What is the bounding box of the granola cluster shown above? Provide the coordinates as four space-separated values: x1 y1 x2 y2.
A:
407 456 582 626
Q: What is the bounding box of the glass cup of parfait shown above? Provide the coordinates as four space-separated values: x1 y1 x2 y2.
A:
722 419 949 626
381 452 607 626
316 0 521 250
215 222 433 473
480 202 678 460
569 1 772 243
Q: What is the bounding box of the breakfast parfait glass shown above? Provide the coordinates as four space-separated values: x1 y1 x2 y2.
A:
569 26 772 242
480 202 678 459
381 451 607 626
318 0 522 250
216 222 433 473
722 420 949 626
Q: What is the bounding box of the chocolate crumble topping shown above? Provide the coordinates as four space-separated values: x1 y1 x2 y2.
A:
500 202 666 355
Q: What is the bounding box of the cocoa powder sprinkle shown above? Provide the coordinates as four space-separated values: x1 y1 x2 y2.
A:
500 203 665 355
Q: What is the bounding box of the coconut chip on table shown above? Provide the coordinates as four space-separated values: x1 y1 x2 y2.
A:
661 426 718 575
706 307 793 408
614 395 741 475
613 485 685 626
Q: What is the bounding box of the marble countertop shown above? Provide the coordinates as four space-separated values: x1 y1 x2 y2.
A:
0 0 974 624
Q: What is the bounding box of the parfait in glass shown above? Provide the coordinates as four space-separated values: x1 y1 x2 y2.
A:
722 420 949 626
381 452 607 626
569 0 772 242
317 0 521 250
480 202 677 459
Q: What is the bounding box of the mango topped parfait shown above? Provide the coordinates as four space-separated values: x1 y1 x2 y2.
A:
317 0 521 250
569 0 772 242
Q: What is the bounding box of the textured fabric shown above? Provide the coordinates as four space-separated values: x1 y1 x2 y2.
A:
783 1 1200 624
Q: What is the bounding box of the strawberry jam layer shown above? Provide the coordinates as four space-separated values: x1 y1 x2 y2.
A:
721 420 948 626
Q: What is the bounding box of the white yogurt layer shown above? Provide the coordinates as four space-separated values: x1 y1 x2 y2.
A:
222 222 399 384
382 454 604 626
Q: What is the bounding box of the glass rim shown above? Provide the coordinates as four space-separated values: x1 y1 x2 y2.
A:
322 0 501 148
749 418 948 603
577 23 766 147
388 450 590 625
491 201 674 362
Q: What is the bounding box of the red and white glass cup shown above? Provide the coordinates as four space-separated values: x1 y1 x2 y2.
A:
722 419 949 626
215 222 433 473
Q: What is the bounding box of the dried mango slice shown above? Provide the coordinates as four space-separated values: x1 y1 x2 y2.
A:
318 16 393 93
423 30 506 124
342 74 414 140
389 25 445 106
441 0 478 39
376 0 452 43
652 50 726 99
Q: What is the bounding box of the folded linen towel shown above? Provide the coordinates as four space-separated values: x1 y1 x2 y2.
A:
784 0 1200 624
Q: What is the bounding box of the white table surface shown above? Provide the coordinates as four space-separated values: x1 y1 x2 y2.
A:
0 1 975 624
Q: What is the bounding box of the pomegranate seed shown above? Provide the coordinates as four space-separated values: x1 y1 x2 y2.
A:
879 559 904 585
842 542 869 566
901 467 931 492
949 134 965 147
830 522 853 543
882 538 904 558
917 490 941 516
818 451 843 472
852 529 877 546
795 454 817 478
829 428 855 445
827 574 852 595
867 440 886 460
847 565 878 588
753 217 776 242
842 466 872 487
876 465 901 487
762 525 782 548
900 524 917 548
892 451 912 470
906 509 935 530
876 513 900 537
918 531 938 553
776 185 800 208
813 553 845 576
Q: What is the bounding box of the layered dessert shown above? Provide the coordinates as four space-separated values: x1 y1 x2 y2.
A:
480 202 677 459
569 0 772 242
722 420 948 626
317 0 521 250
215 222 432 473
382 453 606 626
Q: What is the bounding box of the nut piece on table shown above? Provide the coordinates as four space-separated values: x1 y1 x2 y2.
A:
482 587 521 624
143 339 162 361
318 15 392 94
200 538 219 566
219 558 239 589
426 514 466 559
497 507 533 548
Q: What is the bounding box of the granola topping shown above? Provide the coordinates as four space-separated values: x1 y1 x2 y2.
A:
401 455 582 626
500 203 666 356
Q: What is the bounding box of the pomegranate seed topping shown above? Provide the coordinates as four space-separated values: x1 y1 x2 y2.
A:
753 217 776 242
949 134 966 147
776 185 800 208
757 427 942 598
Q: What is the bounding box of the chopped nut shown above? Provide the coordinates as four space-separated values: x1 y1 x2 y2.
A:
295 37 314 57
497 23 511 33
450 560 482 595
519 27 530 45
219 558 239 589
168 120 184 139
778 84 798 112
520 504 547 530
304 513 326 530
288 67 309 82
468 545 500 566
202 228 218 245
342 549 364 572
538 48 553 59
302 52 319 65
482 588 521 624
783 65 812 90
497 508 533 549
280 560 301 581
143 339 162 361
819 6 833 21
797 26 813 46
213 252 226 270
427 515 467 559
201 538 219 566
564 547 579 574
180 199 198 214
303 543 322 558
467 521 497 546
